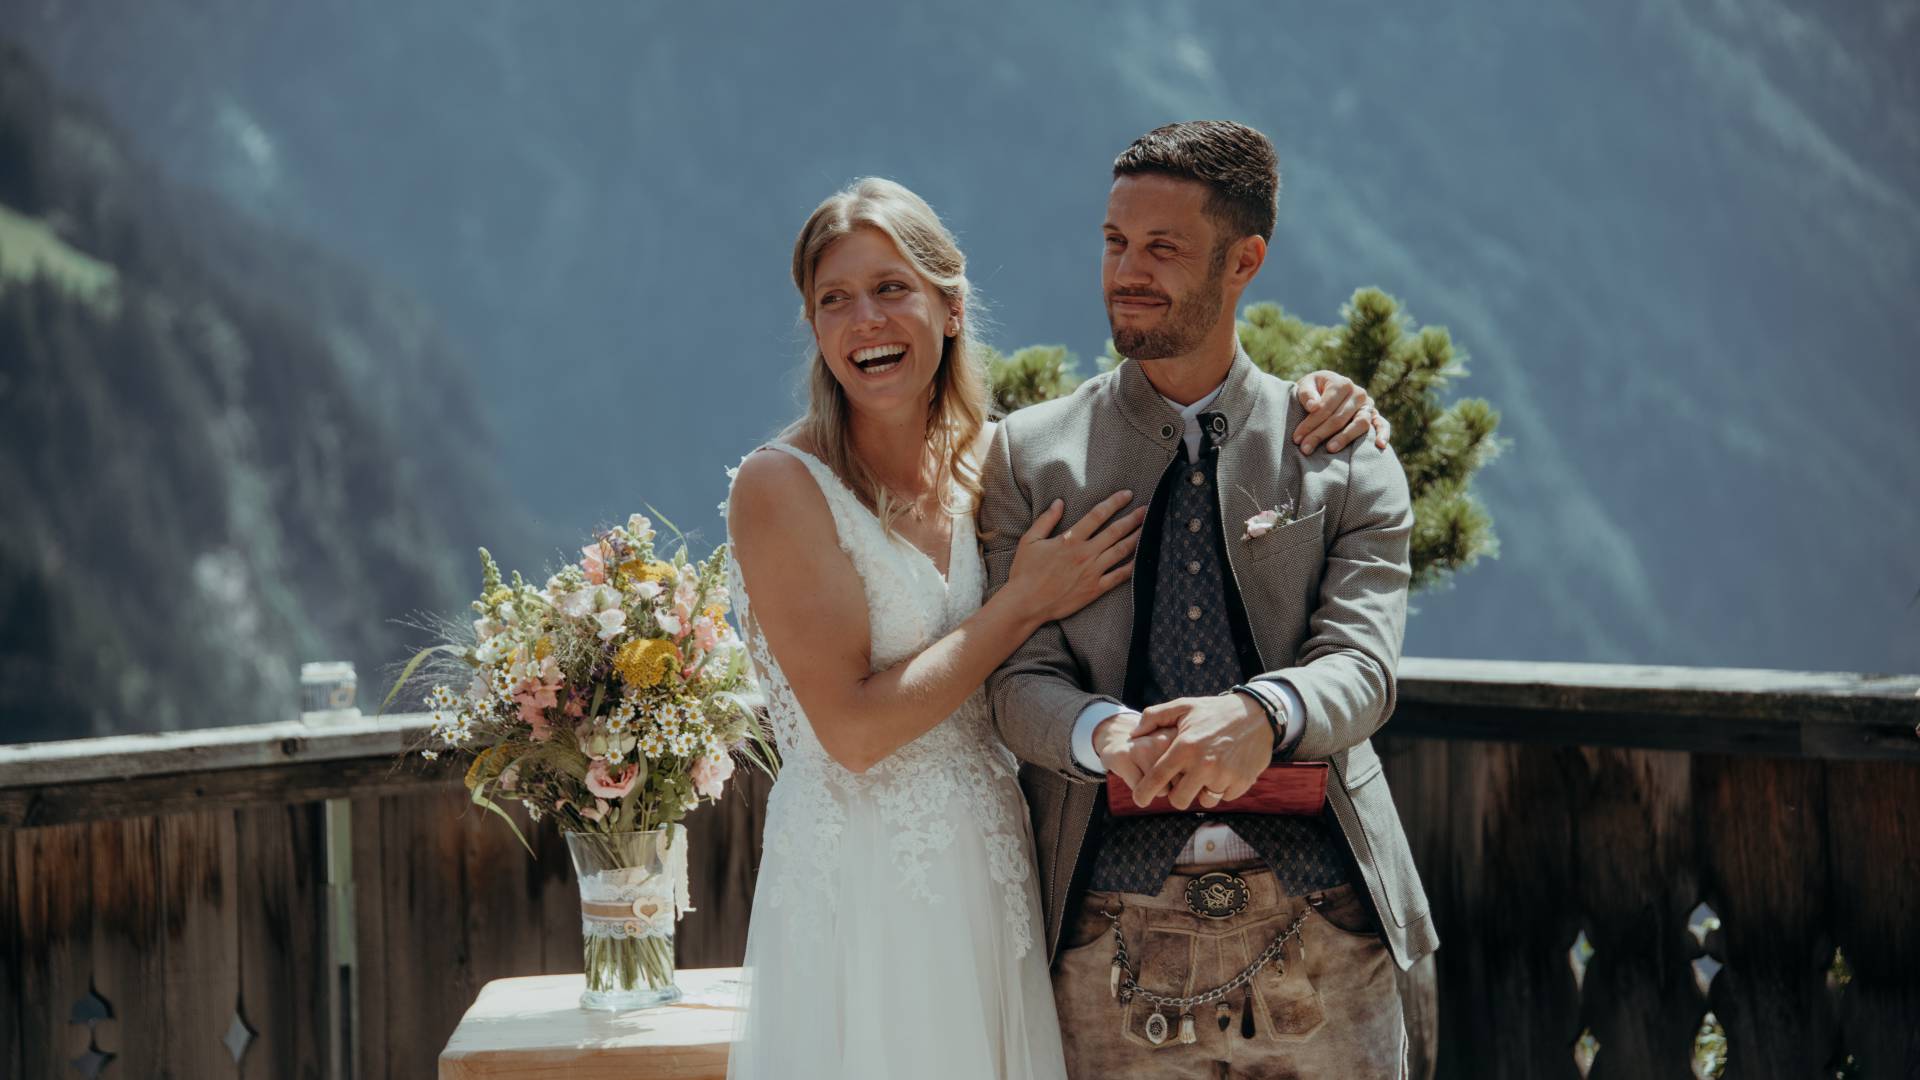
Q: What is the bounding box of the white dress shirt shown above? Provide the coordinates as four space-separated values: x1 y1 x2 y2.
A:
1067 381 1308 868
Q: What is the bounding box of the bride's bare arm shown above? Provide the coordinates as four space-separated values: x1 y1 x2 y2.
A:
729 448 1142 773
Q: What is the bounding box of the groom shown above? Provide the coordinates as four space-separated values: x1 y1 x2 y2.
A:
981 120 1432 1078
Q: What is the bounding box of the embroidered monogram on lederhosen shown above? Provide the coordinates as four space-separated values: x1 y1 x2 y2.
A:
1089 432 1350 896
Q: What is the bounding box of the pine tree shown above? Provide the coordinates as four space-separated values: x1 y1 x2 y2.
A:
983 344 1083 418
984 288 1502 593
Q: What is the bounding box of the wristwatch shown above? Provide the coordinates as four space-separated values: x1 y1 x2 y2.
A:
1226 684 1287 757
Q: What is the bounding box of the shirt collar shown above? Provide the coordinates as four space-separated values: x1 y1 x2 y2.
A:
1161 381 1227 464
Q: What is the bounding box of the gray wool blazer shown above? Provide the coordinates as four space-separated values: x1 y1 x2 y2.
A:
979 346 1439 970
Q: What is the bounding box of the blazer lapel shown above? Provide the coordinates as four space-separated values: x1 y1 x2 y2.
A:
1214 349 1297 585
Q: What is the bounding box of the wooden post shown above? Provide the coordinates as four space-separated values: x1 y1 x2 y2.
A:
1378 735 1446 1080
1574 748 1700 1075
1695 755 1836 1077
0 826 18 1079
85 817 166 1078
233 802 335 1078
155 811 241 1078
13 824 95 1076
324 797 357 1080
1823 759 1920 1074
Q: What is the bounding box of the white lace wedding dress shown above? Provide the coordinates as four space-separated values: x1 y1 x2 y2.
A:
725 443 1066 1080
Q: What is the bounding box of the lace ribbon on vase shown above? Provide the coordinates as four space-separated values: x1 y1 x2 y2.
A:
577 835 691 941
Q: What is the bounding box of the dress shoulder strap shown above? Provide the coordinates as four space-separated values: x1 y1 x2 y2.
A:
749 442 880 561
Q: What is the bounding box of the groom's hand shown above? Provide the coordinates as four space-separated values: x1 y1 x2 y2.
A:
1131 695 1274 811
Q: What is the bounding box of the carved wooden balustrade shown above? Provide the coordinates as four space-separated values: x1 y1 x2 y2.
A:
2 658 1915 1078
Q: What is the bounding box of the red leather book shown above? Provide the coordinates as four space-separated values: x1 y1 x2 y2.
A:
1106 762 1330 817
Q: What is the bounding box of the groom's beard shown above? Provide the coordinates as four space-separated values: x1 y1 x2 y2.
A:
1107 255 1227 362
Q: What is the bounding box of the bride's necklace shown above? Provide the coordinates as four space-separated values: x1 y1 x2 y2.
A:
876 462 940 523
852 428 944 522
891 485 936 522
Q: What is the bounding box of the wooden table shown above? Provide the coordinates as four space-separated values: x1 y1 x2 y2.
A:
439 968 742 1079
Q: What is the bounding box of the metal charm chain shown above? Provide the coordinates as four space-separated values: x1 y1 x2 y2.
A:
1105 905 1313 1010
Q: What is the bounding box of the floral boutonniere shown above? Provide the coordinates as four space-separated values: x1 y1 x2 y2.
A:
1243 497 1297 541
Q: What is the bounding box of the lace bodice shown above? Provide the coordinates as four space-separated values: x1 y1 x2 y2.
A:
726 443 1034 957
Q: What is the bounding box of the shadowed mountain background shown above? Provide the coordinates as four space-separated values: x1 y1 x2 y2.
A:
2 0 1915 742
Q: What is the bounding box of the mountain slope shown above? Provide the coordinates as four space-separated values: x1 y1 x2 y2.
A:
5 0 1917 680
0 44 529 742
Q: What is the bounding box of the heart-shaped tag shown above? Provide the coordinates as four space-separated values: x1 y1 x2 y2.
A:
634 900 660 919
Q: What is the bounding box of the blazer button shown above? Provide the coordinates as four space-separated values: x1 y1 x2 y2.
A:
1160 423 1176 439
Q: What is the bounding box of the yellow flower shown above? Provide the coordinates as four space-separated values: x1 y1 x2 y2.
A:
639 560 678 584
614 638 679 689
533 637 552 661
464 745 512 793
483 586 514 608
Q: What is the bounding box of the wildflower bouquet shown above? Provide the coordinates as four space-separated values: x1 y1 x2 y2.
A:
387 513 770 1008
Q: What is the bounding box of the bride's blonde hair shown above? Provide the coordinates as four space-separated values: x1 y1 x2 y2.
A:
785 177 987 534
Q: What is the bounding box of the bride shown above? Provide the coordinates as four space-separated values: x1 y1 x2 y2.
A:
724 177 1385 1079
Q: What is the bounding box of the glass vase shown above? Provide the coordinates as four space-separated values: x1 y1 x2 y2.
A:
566 826 687 1010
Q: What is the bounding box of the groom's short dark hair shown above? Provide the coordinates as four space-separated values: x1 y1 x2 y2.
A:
1112 120 1279 244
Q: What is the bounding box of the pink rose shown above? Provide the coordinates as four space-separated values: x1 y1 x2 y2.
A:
1243 499 1296 541
690 753 735 801
585 757 640 799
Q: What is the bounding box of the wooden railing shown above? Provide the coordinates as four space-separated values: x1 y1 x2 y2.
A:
1375 661 1920 1080
2 659 1915 1079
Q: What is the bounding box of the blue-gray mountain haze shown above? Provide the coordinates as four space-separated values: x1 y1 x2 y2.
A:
3 0 1915 741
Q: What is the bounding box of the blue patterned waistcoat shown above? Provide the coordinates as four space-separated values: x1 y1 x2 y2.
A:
1087 423 1351 896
